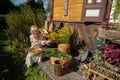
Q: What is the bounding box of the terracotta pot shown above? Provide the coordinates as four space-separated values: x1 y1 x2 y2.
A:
64 55 72 69
50 57 64 65
58 43 70 54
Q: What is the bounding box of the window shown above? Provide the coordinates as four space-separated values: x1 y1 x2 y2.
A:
85 9 100 17
87 0 92 4
96 0 102 3
64 0 68 16
82 0 109 22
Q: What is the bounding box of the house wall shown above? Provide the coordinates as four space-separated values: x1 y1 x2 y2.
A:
52 0 83 21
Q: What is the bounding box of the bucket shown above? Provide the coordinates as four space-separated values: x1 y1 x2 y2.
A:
54 60 65 76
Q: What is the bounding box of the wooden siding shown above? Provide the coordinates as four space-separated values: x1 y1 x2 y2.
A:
53 0 83 21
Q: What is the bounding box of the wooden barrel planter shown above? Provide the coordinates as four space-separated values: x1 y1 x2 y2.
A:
54 60 65 76
57 43 70 54
50 55 72 69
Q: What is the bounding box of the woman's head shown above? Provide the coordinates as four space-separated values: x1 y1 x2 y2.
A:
30 25 40 35
47 13 52 22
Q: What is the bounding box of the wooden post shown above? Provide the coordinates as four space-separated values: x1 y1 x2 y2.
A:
50 0 54 19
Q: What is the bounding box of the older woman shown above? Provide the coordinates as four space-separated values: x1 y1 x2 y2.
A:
44 13 56 33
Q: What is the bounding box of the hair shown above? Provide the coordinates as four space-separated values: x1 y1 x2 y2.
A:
30 25 39 34
47 13 52 20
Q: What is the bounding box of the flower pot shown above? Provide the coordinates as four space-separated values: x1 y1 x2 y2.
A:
50 57 64 65
63 55 72 69
58 43 70 54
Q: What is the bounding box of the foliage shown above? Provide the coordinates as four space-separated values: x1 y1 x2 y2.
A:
47 25 71 44
0 0 15 14
0 15 7 31
93 50 104 66
25 65 46 80
45 0 50 14
27 0 44 10
5 4 45 48
42 49 69 62
112 0 120 22
103 44 120 66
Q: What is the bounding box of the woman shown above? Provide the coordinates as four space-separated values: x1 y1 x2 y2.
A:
25 25 51 68
44 13 56 33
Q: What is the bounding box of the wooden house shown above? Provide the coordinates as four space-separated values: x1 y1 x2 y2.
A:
50 0 113 53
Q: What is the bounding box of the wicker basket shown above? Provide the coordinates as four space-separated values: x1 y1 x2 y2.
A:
58 43 70 54
28 48 43 56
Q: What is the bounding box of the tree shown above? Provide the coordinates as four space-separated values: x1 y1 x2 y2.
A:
45 0 50 14
113 0 120 22
26 0 44 10
0 0 15 14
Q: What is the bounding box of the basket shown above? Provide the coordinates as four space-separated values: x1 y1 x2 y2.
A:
28 48 43 56
58 43 70 54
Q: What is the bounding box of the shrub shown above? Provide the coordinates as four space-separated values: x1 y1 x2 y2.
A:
5 4 45 48
46 25 71 44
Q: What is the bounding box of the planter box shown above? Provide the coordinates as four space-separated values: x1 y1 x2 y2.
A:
98 29 120 42
87 61 120 80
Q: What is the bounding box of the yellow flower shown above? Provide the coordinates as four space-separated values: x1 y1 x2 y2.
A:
46 26 71 44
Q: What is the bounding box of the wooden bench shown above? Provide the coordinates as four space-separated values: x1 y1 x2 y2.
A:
39 58 85 80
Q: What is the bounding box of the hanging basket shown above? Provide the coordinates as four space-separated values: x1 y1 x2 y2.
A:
58 43 70 54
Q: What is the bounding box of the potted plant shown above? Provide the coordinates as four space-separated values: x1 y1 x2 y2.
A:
102 44 120 72
46 25 71 54
42 49 72 69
